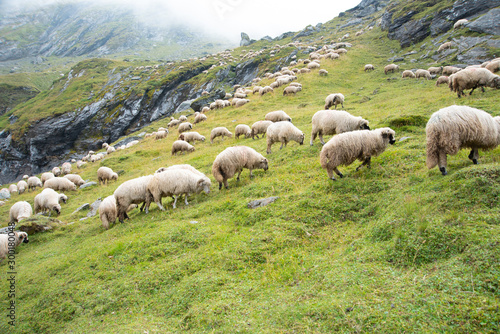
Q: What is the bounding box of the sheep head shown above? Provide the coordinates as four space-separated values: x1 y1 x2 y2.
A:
53 204 61 215
491 76 500 89
359 119 370 130
197 178 211 194
112 173 118 181
17 232 29 244
380 128 396 145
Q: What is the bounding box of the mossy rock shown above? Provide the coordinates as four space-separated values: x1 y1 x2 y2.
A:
17 216 66 234
387 114 428 128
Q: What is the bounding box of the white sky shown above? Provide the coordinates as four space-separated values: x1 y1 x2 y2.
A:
1 0 363 43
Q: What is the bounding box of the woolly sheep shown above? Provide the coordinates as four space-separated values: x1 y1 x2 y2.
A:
27 176 42 191
34 188 62 216
44 177 77 191
178 122 193 133
442 66 461 76
126 140 139 148
76 160 87 168
384 64 399 74
426 105 500 175
178 132 205 144
251 120 273 139
179 115 187 122
201 106 210 113
310 110 370 145
235 99 249 107
193 113 207 124
155 130 168 140
172 140 195 155
428 66 443 75
401 70 416 79
210 127 233 143
97 166 118 185
266 121 305 154
259 86 274 96
212 146 268 190
0 231 29 262
283 86 302 96
438 42 452 52
52 167 61 176
307 61 321 69
435 76 449 86
61 162 72 175
114 175 153 222
265 110 292 122
107 146 116 154
9 201 33 223
64 174 85 186
8 184 18 194
235 124 252 139
146 169 211 210
449 68 500 97
415 69 432 80
23 175 29 180
98 195 138 230
168 119 181 128
324 93 345 110
0 201 4 206
17 180 28 194
320 128 396 180
453 19 468 29
485 61 500 74
364 64 375 72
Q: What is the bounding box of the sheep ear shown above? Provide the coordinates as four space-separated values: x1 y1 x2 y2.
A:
382 132 388 138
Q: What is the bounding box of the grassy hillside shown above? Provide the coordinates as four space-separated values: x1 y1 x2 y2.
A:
1 23 500 333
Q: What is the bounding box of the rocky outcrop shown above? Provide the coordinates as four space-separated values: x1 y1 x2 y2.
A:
240 33 256 47
467 8 500 35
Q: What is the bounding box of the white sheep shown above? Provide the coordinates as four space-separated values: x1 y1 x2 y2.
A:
428 66 443 75
63 174 85 186
453 19 468 29
76 160 87 168
212 146 268 189
486 61 500 74
266 121 305 154
107 146 116 154
114 175 153 222
155 130 168 140
364 64 375 71
324 93 345 110
438 42 452 52
179 115 188 122
320 128 396 180
17 180 28 194
259 86 274 96
310 110 370 145
178 132 205 144
235 99 249 107
178 122 193 133
426 105 500 175
283 86 302 96
98 195 138 230
9 201 33 223
8 184 18 194
44 177 77 191
401 70 416 79
52 167 61 176
172 140 195 155
168 118 181 128
210 127 233 143
27 176 42 191
235 124 252 139
0 231 29 262
34 188 62 216
442 66 461 76
435 76 449 86
97 167 118 185
449 68 500 97
384 64 399 74
61 162 72 175
193 113 207 124
415 69 432 80
251 120 273 139
265 110 292 122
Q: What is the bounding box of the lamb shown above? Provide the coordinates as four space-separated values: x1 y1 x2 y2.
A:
428 66 443 75
235 124 252 139
265 110 292 122
97 166 118 185
324 93 345 110
364 64 375 72
212 146 269 190
52 167 61 176
283 86 302 96
61 162 72 175
44 177 77 191
210 127 233 143
27 176 42 191
9 201 33 223
114 175 153 222
8 184 18 194
415 69 432 80
98 195 138 229
425 105 500 175
435 76 450 86
146 169 211 210
172 140 195 155
384 64 399 74
193 113 207 124
438 42 453 52
320 128 396 180
63 174 85 186
17 180 28 194
453 19 468 30
310 110 370 145
401 70 416 79
449 68 500 97
266 121 305 154
251 120 274 139
178 122 193 133
0 231 29 262
178 132 205 144
155 130 168 140
34 188 62 216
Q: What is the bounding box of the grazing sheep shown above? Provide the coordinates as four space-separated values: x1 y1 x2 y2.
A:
52 167 61 176
266 121 305 154
307 61 321 69
178 122 193 133
260 86 274 96
76 160 87 168
235 124 252 139
435 76 450 86
27 176 42 191
0 232 29 262
251 120 273 139
97 167 118 185
453 19 468 29
146 169 211 210
201 106 211 113
44 177 77 191
265 110 292 122
364 64 375 72
23 175 29 180
210 127 233 143
61 162 72 175
212 146 268 190
17 180 28 194
485 61 500 74
63 174 85 186
438 42 453 52
114 175 153 222
320 128 396 180
172 140 195 155
449 68 500 97
415 69 432 80
9 201 33 223
8 184 18 194
426 105 500 175
34 188 62 216
324 93 345 110
98 195 138 230
106 146 116 154
194 113 207 124
310 110 370 145
442 66 461 76
428 66 443 75
0 201 4 206
283 86 302 96
401 70 416 79
178 132 205 144
179 115 187 122
41 172 55 185
235 99 249 107
155 130 168 140
168 118 181 128
384 64 399 74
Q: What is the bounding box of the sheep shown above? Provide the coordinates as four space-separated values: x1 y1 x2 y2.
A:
178 122 193 133
179 115 187 122
34 188 62 216
425 105 500 176
52 167 61 176
178 132 205 144
9 201 33 223
27 176 42 191
324 93 345 110
251 120 273 139
266 121 305 154
320 128 396 180
235 99 249 107
310 110 370 145
364 64 375 72
126 140 139 148
17 180 28 194
114 175 153 222
428 66 443 75
44 177 77 191
442 66 461 76
102 143 109 149
384 64 399 74
193 113 207 124
63 174 85 186
486 61 500 74
61 162 72 175
212 146 268 190
435 76 450 86
201 106 210 113
0 201 4 206
438 42 453 52
449 68 500 97
415 69 432 80
146 169 211 210
307 61 320 69
23 175 29 180
283 86 302 96
8 184 18 194
235 124 252 139
168 118 181 128
265 110 292 122
210 127 233 143
401 70 416 79
453 19 468 29
97 166 118 185
98 195 138 230
172 140 195 155
76 160 87 168
0 231 29 262
155 130 168 140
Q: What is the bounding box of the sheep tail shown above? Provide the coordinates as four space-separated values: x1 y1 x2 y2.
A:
426 130 439 169
320 150 329 169
212 162 224 183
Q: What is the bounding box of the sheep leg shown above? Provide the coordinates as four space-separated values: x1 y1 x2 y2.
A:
224 179 229 189
310 132 316 146
468 148 479 164
155 195 166 211
333 167 344 178
469 87 476 95
184 194 189 206
356 157 371 171
236 169 243 181
438 151 448 175
172 196 177 209
218 182 223 190
248 169 254 178
267 143 272 154
319 134 326 145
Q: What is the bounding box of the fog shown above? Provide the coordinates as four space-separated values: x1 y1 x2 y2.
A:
1 0 362 43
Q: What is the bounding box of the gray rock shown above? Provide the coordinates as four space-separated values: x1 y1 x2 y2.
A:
80 181 97 189
399 136 411 142
457 47 489 64
175 99 195 113
240 32 253 47
467 8 500 35
73 203 90 214
247 196 279 209
87 198 102 217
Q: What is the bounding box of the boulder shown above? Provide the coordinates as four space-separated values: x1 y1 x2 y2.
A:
467 8 500 36
247 196 279 209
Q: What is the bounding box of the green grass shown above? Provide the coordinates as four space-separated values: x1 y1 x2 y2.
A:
1 16 500 334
